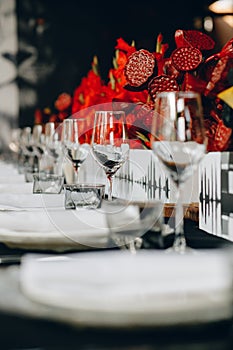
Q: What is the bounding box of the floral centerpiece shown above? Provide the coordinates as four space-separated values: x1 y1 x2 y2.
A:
34 29 233 151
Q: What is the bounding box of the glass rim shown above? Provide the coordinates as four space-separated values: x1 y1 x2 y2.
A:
33 174 64 180
94 110 125 114
156 91 200 98
106 198 163 207
64 183 105 190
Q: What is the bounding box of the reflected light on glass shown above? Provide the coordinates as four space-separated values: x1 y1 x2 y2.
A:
169 93 176 121
177 117 185 142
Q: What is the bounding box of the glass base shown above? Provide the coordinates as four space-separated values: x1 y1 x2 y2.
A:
165 245 197 255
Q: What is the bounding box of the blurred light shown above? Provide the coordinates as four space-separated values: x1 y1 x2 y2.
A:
204 16 214 31
193 17 203 30
213 15 233 46
209 0 233 14
222 15 233 26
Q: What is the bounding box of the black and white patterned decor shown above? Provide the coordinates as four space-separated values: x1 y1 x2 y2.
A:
199 152 233 240
0 0 18 153
117 150 171 202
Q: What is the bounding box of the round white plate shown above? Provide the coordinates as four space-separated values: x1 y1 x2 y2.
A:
19 250 233 328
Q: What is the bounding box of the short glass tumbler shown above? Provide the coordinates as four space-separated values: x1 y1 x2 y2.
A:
33 174 64 194
64 183 105 209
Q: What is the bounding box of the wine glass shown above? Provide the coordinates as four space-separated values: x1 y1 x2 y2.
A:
40 122 63 175
104 199 164 253
62 119 89 183
151 91 206 254
91 110 129 201
25 125 44 175
18 127 32 174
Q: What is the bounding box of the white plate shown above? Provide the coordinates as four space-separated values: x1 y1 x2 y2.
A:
0 208 109 251
19 250 233 328
0 228 107 251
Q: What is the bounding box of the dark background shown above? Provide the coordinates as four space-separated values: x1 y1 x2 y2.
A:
16 0 215 127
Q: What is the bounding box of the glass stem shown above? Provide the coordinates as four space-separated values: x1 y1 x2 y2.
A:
128 240 137 254
73 169 79 184
173 184 186 253
107 174 113 201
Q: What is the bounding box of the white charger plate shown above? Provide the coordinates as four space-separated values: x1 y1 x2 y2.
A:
19 250 233 328
0 207 109 251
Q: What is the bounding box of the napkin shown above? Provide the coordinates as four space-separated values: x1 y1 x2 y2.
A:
19 250 233 327
0 209 109 250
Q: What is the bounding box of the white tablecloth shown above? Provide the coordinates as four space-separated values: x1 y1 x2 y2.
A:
0 161 109 251
0 160 233 329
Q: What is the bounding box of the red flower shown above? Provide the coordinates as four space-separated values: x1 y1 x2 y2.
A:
34 31 233 151
205 112 232 152
72 70 104 113
122 31 233 151
34 108 43 124
54 93 72 112
115 37 136 56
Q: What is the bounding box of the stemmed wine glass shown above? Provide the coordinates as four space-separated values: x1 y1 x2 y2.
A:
91 110 129 201
24 125 44 174
151 91 206 254
40 122 63 175
62 119 89 183
104 199 164 253
17 127 31 173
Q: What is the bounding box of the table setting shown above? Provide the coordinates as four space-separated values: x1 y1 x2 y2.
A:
0 164 110 252
0 150 232 330
0 104 233 334
0 26 232 350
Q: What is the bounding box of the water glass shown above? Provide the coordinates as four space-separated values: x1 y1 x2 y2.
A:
33 174 64 194
64 183 105 209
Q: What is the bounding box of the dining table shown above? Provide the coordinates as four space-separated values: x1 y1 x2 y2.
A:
0 157 233 350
